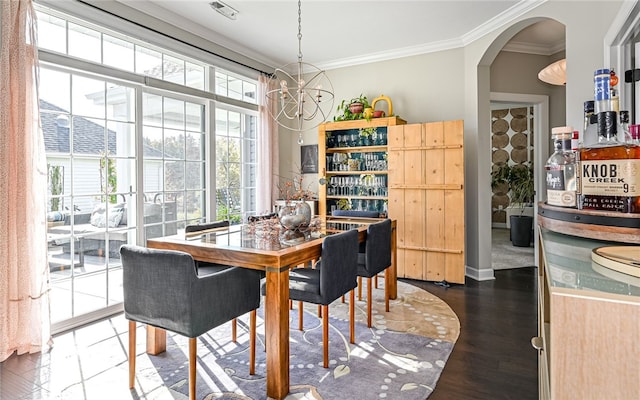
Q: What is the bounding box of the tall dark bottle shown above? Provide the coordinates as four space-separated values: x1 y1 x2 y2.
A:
579 111 640 212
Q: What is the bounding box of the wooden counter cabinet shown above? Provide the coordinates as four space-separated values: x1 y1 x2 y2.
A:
536 228 640 399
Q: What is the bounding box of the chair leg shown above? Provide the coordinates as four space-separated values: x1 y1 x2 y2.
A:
374 274 378 289
290 299 293 310
341 294 345 303
367 277 373 328
298 301 304 331
232 318 237 342
322 305 329 368
318 304 322 318
189 337 197 400
385 269 390 312
250 310 256 375
349 289 355 344
128 320 136 389
358 276 363 300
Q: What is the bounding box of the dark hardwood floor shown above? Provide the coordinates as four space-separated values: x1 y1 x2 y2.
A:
405 267 539 400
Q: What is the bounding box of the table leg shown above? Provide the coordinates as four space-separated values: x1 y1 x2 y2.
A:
388 225 398 299
264 268 290 400
146 326 166 355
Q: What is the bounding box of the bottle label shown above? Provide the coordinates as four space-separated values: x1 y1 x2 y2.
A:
580 159 640 196
546 169 577 207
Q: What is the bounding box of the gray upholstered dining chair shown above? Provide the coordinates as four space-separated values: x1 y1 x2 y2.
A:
287 229 359 368
185 219 252 343
120 245 261 400
356 218 392 328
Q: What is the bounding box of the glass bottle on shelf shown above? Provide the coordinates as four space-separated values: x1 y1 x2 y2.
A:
545 126 577 208
619 110 630 142
579 111 640 212
582 100 597 147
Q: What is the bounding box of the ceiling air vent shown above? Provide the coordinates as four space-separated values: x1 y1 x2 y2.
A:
209 1 239 20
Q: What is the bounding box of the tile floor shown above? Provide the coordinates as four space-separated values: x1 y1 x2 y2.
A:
0 315 191 400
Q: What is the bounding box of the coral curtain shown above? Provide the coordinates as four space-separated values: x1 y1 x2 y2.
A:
0 0 51 362
256 74 279 213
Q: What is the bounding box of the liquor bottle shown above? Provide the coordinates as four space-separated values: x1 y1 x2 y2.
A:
545 126 577 207
631 124 640 145
579 111 640 213
619 110 630 142
582 100 597 146
594 69 611 114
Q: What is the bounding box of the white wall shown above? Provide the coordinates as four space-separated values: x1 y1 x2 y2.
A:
280 1 626 281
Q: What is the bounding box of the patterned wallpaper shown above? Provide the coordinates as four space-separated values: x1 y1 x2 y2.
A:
491 106 534 225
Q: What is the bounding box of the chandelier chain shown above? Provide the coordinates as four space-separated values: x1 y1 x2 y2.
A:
297 0 302 62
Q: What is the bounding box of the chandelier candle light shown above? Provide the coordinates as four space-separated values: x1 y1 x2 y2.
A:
265 0 334 143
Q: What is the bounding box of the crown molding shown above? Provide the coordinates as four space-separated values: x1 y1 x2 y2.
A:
502 39 565 56
318 0 548 71
462 0 548 46
317 37 465 71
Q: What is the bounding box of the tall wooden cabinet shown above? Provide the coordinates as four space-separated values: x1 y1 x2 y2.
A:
318 118 465 283
387 120 465 283
317 117 406 217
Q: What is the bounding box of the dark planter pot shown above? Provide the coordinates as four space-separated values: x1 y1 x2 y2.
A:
510 215 533 247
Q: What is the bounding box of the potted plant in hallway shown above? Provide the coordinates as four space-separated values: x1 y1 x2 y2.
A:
491 163 535 247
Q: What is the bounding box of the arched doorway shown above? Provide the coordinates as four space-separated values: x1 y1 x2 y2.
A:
476 18 566 276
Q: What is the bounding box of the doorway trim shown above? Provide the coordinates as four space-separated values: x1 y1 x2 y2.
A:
490 92 549 269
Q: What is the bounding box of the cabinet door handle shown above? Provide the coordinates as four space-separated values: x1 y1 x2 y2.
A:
531 336 543 351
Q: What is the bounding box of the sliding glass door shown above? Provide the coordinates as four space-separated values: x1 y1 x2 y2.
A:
41 67 137 330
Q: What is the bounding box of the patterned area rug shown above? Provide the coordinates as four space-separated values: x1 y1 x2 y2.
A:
141 280 459 399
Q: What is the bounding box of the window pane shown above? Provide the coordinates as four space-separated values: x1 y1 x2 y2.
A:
243 81 257 103
185 132 203 161
143 159 163 193
228 76 242 100
42 112 71 154
40 69 71 112
136 45 162 77
143 126 163 159
163 54 184 85
215 71 228 96
37 12 66 53
164 160 184 191
185 162 202 190
72 76 105 119
107 121 135 158
143 93 163 127
163 129 185 159
72 157 102 196
186 62 204 90
103 34 134 72
163 97 184 129
228 111 241 137
186 191 204 220
185 102 203 132
68 22 101 63
72 117 106 155
107 84 135 122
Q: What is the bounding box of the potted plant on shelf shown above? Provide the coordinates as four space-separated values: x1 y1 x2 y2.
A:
491 162 535 247
334 94 370 121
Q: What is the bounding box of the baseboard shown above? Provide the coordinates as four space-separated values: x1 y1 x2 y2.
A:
465 265 496 281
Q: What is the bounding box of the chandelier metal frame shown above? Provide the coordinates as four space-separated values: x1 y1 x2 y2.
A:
265 0 334 143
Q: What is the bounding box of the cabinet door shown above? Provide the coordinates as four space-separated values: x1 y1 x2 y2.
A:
388 120 465 283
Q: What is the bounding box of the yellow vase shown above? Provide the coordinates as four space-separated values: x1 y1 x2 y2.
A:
363 107 374 120
371 95 393 117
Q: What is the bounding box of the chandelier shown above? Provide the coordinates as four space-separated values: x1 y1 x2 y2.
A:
265 0 334 144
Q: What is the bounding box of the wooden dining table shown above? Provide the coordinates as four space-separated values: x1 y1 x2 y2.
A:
146 216 397 400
